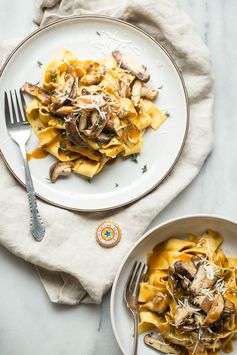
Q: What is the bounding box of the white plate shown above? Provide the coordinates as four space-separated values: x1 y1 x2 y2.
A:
111 215 237 355
0 16 189 211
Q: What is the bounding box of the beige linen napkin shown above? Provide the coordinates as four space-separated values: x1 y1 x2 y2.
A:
0 0 213 304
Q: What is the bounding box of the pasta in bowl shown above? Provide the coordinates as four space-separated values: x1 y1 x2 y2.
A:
21 48 167 182
139 230 237 355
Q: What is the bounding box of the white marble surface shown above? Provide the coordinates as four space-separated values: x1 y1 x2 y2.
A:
0 0 236 354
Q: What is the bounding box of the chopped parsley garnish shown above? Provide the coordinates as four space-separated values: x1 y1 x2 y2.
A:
51 72 57 82
56 118 63 125
158 85 163 89
37 61 43 68
142 165 147 173
96 31 101 36
130 153 138 163
37 127 43 131
87 178 92 183
97 141 104 147
165 111 170 117
59 143 67 152
115 183 119 188
34 81 40 86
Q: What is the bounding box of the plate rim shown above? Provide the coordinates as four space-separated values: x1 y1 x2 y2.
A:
0 15 190 212
110 213 237 354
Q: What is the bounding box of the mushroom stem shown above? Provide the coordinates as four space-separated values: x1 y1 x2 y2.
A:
49 162 72 183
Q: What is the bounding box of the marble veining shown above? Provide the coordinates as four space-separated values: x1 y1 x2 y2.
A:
0 0 236 354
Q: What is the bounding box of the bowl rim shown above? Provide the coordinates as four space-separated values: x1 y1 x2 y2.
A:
110 213 237 354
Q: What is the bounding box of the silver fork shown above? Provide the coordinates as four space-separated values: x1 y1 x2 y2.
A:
4 90 45 241
124 261 148 355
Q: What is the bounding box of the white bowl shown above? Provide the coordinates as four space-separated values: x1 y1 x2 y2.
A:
110 214 237 355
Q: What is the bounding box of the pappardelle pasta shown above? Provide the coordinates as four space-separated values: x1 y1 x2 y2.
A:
139 231 237 355
21 48 167 182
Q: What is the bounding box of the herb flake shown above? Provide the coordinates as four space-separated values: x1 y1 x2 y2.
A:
96 31 101 36
51 72 57 82
165 111 170 117
130 153 138 163
37 60 43 68
142 165 147 174
115 183 119 188
158 85 163 89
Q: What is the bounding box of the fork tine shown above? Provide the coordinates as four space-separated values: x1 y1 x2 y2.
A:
14 89 24 123
129 262 142 291
10 90 18 123
124 261 137 302
132 263 147 298
19 89 27 121
4 91 11 127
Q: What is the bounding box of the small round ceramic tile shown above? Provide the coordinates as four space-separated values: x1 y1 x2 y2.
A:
96 221 121 248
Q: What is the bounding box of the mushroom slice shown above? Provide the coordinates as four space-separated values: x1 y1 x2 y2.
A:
21 82 50 105
144 335 181 355
81 87 91 95
203 294 224 326
141 85 159 100
78 113 88 131
168 266 179 291
49 162 72 183
190 264 216 295
55 106 77 116
80 73 103 86
65 115 88 148
112 50 150 82
52 75 76 108
84 109 110 139
96 133 111 143
174 304 200 326
131 79 142 106
194 295 212 314
174 260 197 280
105 119 115 132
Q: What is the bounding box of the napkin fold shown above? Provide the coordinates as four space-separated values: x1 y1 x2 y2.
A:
0 0 213 304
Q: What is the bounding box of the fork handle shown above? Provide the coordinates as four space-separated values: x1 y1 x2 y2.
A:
132 311 139 355
19 144 45 241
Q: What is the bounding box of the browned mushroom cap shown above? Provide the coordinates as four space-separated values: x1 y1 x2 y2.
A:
190 264 216 295
203 294 224 326
141 85 159 100
174 260 197 280
52 76 76 108
194 295 212 314
112 50 150 82
49 162 72 183
144 334 181 354
55 106 77 116
21 82 50 105
105 118 114 131
83 109 110 139
65 115 88 148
